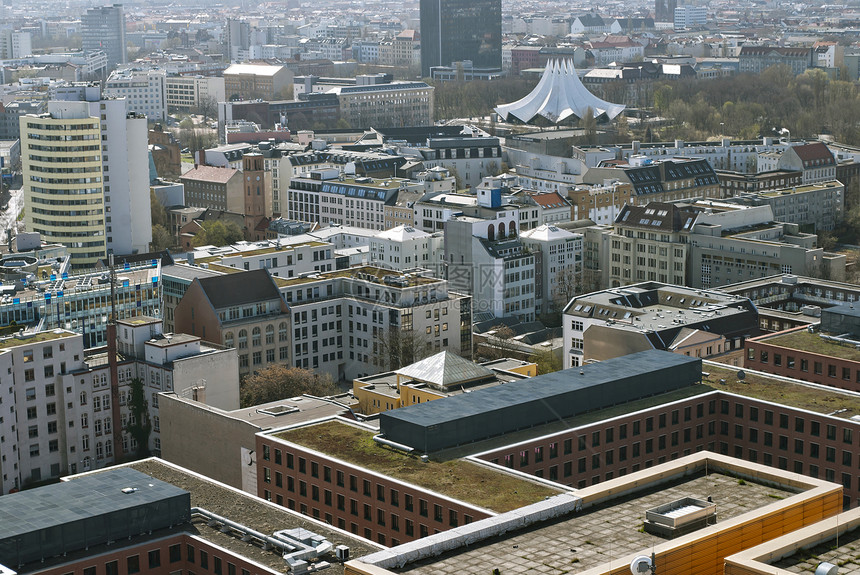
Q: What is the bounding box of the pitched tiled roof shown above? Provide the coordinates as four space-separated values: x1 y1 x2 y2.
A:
196 269 282 310
792 142 835 167
180 165 239 184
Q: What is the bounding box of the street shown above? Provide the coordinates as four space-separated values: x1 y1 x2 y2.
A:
0 180 24 247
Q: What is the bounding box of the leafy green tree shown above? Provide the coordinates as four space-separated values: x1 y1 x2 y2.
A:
240 365 339 407
529 348 562 375
151 224 174 251
151 190 169 228
192 220 244 247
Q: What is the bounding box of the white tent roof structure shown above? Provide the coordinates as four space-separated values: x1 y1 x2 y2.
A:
495 59 626 124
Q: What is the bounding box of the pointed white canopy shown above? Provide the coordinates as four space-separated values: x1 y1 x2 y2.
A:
495 59 626 124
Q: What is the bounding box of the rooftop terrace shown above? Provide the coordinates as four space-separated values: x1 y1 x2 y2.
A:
773 526 860 574
275 420 561 513
393 467 796 575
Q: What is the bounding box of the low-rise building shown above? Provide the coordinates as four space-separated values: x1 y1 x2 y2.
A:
722 274 860 333
164 75 225 113
180 165 244 212
352 350 533 415
332 81 434 129
223 63 292 101
562 282 757 368
723 180 844 233
744 303 860 393
583 156 721 204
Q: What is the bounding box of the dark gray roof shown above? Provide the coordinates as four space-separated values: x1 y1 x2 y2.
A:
197 269 282 310
380 350 701 452
0 467 187 541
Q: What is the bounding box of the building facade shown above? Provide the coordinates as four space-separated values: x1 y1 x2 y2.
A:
81 4 126 73
419 0 502 77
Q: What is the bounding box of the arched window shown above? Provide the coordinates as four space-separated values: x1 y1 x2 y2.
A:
225 331 234 348
81 413 88 428
96 442 104 460
265 324 275 345
498 223 505 239
279 322 288 342
509 221 516 236
252 327 261 347
80 391 87 405
105 440 113 456
487 225 495 241
238 330 248 349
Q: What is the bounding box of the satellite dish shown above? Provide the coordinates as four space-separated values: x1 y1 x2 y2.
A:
630 555 652 575
737 370 746 381
815 563 838 575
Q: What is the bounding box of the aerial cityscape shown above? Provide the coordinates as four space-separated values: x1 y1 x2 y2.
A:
4 1 860 575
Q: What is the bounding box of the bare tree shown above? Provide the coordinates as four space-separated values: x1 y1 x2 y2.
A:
478 325 520 361
240 365 338 408
196 96 217 122
373 327 433 371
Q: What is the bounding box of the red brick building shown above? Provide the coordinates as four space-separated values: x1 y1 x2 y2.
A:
745 326 860 392
255 421 505 547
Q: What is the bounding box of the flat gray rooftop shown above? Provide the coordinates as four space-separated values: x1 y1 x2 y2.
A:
127 459 379 575
0 467 186 541
773 527 860 574
383 350 699 428
394 472 795 575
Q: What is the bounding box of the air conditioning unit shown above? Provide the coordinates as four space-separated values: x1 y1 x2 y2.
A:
335 545 350 561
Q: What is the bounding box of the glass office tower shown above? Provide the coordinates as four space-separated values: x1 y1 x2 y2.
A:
420 0 502 77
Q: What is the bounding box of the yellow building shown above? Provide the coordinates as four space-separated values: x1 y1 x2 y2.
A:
353 351 535 415
20 108 106 269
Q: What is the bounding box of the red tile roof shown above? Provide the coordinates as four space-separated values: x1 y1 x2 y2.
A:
792 142 835 166
180 165 239 184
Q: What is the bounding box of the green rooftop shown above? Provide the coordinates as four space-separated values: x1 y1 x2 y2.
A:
703 363 860 419
758 329 860 362
0 330 74 350
275 420 561 513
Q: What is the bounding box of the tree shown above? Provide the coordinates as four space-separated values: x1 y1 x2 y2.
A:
373 327 433 371
529 348 562 375
151 190 168 228
192 220 244 247
127 378 152 458
196 96 217 122
151 224 174 252
240 365 339 407
479 325 520 361
579 107 598 145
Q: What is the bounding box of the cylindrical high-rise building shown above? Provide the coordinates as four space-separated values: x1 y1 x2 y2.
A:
20 107 107 268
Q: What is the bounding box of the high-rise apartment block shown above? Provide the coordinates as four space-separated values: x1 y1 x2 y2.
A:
21 95 152 268
81 4 127 73
420 0 502 76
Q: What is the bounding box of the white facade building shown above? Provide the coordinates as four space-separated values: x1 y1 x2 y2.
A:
520 224 583 315
104 68 168 121
368 225 445 273
0 320 238 494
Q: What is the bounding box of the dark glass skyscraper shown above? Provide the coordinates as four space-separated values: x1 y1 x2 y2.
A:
420 0 502 77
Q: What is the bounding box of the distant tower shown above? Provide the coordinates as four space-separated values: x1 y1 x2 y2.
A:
420 0 501 77
655 0 678 22
81 4 127 72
